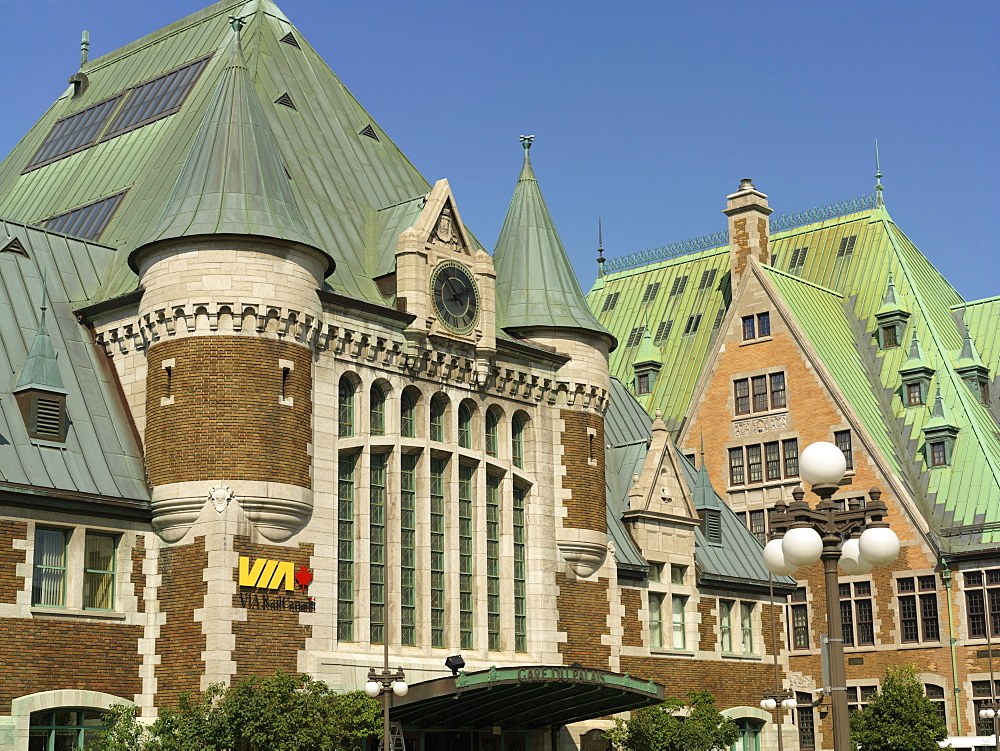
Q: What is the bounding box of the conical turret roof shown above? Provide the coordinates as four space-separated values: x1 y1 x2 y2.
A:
135 22 328 270
493 140 610 340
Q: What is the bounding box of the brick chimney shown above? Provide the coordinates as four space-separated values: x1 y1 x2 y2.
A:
723 178 773 287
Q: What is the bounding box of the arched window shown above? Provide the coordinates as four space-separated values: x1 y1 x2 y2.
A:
458 401 474 449
30 708 108 749
338 375 355 437
485 407 500 457
430 394 447 442
400 388 417 438
730 718 763 751
512 412 526 468
370 383 386 436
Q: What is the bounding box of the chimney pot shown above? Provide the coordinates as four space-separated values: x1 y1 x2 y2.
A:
739 178 754 191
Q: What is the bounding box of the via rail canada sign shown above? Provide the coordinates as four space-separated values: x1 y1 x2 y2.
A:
237 555 316 612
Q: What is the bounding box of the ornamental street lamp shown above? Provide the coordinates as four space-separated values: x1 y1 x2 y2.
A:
364 637 408 751
763 441 901 751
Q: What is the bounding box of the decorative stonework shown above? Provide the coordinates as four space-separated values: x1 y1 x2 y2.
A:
557 540 608 578
208 485 234 514
731 412 788 437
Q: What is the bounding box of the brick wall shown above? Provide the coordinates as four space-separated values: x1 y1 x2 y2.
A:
560 410 606 533
620 655 776 709
145 337 313 488
621 588 643 648
557 574 610 668
698 596 717 651
0 520 27 604
0 618 143 713
232 537 313 680
155 537 208 706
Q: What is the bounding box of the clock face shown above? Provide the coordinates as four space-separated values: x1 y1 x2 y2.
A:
431 261 480 334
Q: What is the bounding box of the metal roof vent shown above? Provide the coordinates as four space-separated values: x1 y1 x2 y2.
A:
279 32 300 48
274 92 296 109
359 124 379 141
1 236 28 256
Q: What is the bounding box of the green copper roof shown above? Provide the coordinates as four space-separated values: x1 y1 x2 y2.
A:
13 294 67 395
137 24 325 264
493 141 610 339
0 220 148 501
590 202 1000 554
0 0 431 304
900 331 934 375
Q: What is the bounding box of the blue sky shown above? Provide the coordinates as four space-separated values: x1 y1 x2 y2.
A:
1 1 996 301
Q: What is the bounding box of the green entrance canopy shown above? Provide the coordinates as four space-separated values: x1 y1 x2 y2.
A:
390 665 663 732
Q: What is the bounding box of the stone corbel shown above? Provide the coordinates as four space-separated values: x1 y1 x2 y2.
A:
556 536 609 579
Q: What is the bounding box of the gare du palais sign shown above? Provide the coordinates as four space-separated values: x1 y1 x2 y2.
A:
236 555 316 612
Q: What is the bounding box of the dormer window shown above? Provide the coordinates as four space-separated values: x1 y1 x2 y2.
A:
17 391 68 441
880 324 899 348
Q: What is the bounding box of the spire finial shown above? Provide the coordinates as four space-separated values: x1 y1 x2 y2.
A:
80 30 90 69
519 134 534 151
228 15 247 53
699 428 705 461
874 138 884 208
597 218 605 275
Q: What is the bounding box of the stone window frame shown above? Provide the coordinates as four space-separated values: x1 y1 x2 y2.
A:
732 369 787 416
962 568 1000 640
7 691 133 751
29 524 128 617
895 573 941 644
647 556 694 653
718 598 762 659
789 586 810 650
839 579 876 648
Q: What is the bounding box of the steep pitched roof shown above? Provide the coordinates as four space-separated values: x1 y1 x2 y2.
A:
137 22 326 266
493 141 610 339
590 197 1000 554
0 0 430 303
0 220 148 504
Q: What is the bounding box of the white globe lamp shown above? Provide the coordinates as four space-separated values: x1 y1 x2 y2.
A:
763 538 798 576
782 526 823 567
782 697 798 709
392 680 409 697
838 537 874 575
760 698 777 710
858 526 900 566
364 680 381 698
799 441 848 486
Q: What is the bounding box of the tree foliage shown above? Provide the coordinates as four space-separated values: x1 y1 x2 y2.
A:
849 665 948 751
604 690 740 751
89 672 381 751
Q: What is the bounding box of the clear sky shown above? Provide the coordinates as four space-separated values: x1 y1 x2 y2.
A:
1 1 996 301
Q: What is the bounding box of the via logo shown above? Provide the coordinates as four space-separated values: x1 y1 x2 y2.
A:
239 556 312 593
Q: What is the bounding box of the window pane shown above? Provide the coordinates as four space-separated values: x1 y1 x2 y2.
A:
765 442 781 480
747 445 762 483
45 191 127 241
370 384 385 436
742 316 755 340
458 402 472 448
25 95 123 170
338 377 354 437
401 390 415 437
734 379 750 415
783 439 799 477
649 593 663 649
729 447 745 485
672 596 687 650
740 603 754 653
769 372 786 409
835 430 854 470
752 376 768 412
486 409 499 457
757 312 771 337
106 57 211 137
32 529 66 607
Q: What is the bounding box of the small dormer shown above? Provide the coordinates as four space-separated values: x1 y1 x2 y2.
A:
875 273 910 349
631 327 662 396
899 331 935 407
955 328 990 405
922 391 959 467
13 305 68 443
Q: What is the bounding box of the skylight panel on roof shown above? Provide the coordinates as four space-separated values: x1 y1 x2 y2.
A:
625 326 645 347
654 320 673 342
789 247 808 273
601 292 620 313
670 276 688 296
838 235 857 258
641 282 661 303
683 314 702 334
24 95 123 172
699 269 718 290
104 56 211 139
44 191 127 241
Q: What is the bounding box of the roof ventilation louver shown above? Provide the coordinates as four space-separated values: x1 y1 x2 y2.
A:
359 124 380 141
275 92 296 109
279 32 301 48
1 236 28 256
34 397 63 438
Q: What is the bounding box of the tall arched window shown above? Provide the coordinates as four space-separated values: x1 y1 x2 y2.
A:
338 375 355 437
458 401 474 449
370 383 386 436
485 407 500 457
430 394 447 442
400 388 417 438
511 412 526 468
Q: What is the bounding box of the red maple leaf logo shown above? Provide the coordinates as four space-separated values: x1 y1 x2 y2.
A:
295 565 313 591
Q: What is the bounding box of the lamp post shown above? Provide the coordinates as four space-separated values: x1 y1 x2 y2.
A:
977 620 1000 751
364 637 408 751
762 442 900 751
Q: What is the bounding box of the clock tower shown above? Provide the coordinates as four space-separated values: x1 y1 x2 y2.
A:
394 179 497 364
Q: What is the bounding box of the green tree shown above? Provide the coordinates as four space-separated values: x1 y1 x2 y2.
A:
850 665 948 751
604 690 739 751
89 672 381 751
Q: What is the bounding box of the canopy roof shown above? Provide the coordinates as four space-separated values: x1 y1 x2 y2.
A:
391 665 663 732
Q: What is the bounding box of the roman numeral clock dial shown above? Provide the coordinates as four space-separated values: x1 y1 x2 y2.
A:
431 261 480 334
